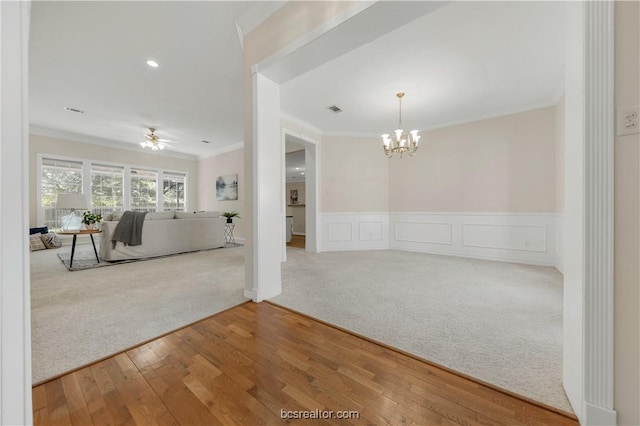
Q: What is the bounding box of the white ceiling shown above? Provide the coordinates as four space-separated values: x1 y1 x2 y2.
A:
29 1 564 159
29 1 284 158
281 1 565 137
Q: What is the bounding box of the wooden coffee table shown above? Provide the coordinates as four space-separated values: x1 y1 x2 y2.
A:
57 229 101 268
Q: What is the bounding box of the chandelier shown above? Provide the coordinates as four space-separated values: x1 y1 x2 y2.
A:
381 92 420 158
140 128 165 151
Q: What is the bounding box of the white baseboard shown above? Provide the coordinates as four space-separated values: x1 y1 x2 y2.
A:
320 212 558 266
243 289 256 301
584 402 617 426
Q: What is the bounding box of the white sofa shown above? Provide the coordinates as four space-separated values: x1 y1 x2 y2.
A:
99 211 226 261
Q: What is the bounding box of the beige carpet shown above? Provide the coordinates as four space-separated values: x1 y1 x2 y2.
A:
273 248 572 413
30 244 247 384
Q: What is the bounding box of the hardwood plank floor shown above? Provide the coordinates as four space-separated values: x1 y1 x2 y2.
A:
33 302 577 425
287 235 305 249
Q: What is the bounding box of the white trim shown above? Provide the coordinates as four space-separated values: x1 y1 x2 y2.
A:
583 0 615 420
318 212 557 267
584 402 618 426
280 113 323 137
0 1 32 423
252 73 283 302
554 214 564 274
390 212 556 266
319 213 389 252
308 100 561 139
197 142 244 160
252 1 376 77
282 127 320 254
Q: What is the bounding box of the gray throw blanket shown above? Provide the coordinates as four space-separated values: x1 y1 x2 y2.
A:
111 211 147 248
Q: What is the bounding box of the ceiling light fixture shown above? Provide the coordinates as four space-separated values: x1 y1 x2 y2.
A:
140 128 165 151
381 92 420 158
64 107 84 114
146 60 159 68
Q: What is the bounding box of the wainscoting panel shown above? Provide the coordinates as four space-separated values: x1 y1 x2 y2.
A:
320 213 388 251
320 212 557 266
390 213 557 266
462 224 547 252
359 222 383 241
327 222 352 242
395 222 453 245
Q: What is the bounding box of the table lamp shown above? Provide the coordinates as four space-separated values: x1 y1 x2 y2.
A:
56 193 89 231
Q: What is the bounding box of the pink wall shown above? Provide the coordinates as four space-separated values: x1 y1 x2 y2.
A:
389 106 557 212
198 148 245 239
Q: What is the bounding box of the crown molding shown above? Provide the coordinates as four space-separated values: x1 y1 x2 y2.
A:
197 142 244 160
29 126 198 161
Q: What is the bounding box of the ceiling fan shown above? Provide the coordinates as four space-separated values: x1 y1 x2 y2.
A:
139 128 178 151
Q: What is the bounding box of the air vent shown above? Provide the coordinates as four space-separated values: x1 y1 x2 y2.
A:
201 140 211 144
64 107 84 114
328 105 342 113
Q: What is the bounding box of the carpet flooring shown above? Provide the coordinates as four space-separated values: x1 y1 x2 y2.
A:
30 244 247 384
273 248 571 413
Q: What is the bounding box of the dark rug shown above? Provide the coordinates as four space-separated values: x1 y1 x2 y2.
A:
57 242 243 271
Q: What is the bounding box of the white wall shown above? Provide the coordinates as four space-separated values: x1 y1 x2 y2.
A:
554 97 565 273
562 1 585 418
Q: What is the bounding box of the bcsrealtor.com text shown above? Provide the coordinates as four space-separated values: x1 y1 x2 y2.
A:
280 409 360 420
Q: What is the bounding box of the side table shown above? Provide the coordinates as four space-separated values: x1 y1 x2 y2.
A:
57 229 101 268
224 223 235 245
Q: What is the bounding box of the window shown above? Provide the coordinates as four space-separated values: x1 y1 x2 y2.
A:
37 155 188 226
91 164 124 218
41 158 83 229
163 172 186 211
130 168 157 212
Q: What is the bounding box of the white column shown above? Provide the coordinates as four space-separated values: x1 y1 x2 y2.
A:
0 1 33 424
250 72 283 301
583 1 616 424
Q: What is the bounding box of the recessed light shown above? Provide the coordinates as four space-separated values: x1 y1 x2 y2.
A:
295 167 299 170
64 107 84 114
146 60 159 68
301 172 305 175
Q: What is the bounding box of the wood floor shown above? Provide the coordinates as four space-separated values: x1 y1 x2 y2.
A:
33 302 577 426
286 234 305 249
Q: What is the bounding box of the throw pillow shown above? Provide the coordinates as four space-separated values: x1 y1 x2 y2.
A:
29 234 47 251
111 210 124 221
29 226 49 235
40 232 62 249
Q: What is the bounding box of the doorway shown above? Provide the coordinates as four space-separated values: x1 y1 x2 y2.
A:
282 131 318 257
